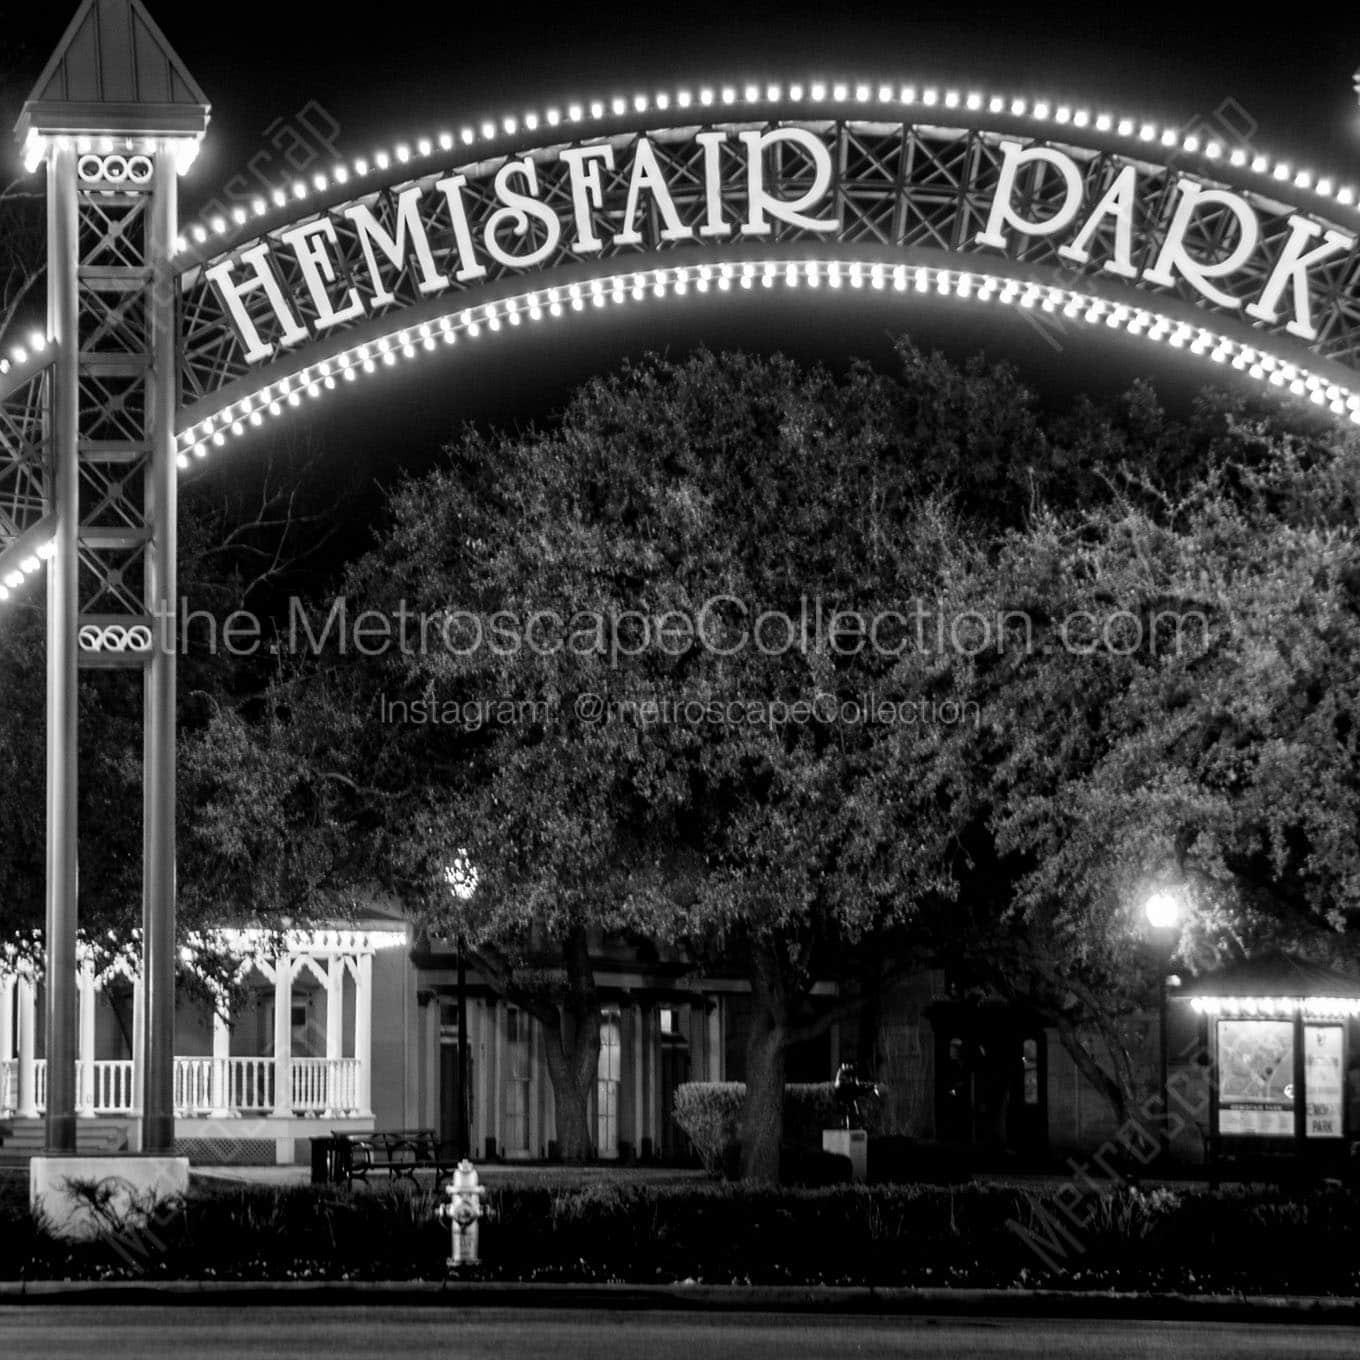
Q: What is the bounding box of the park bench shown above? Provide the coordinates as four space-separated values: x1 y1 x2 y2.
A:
341 1128 463 1188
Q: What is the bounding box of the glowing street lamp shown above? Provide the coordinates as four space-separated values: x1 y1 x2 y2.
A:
445 852 479 901
1144 889 1182 932
1144 885 1184 1165
445 850 478 1158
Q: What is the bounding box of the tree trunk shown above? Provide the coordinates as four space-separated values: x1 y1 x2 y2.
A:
740 941 791 1182
541 1016 599 1162
536 925 602 1163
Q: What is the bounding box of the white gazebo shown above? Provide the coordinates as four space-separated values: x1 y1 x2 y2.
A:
0 923 406 1162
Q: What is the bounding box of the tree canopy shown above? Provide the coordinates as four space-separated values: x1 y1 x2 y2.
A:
5 331 1359 1174
219 341 1360 1172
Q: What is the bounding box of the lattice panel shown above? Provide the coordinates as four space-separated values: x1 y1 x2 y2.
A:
79 281 149 356
78 194 148 273
78 539 147 617
74 166 157 635
0 363 51 545
78 456 147 531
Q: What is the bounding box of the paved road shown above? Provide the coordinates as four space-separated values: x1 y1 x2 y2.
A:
1 1307 1356 1358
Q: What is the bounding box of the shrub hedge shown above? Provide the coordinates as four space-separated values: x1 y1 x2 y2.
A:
3 1172 1359 1293
673 1081 882 1176
672 1083 743 1172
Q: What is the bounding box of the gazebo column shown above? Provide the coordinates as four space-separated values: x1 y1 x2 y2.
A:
77 957 96 1116
270 954 293 1117
325 956 345 1115
355 953 373 1117
131 974 145 1119
0 973 14 1113
16 977 38 1118
209 990 231 1118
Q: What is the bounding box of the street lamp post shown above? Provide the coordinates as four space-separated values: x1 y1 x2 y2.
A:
456 939 469 1158
1144 888 1182 1166
447 853 479 1161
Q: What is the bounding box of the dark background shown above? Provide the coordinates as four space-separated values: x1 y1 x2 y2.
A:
3 1 1357 566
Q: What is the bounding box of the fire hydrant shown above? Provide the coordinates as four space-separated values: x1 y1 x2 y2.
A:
435 1160 486 1269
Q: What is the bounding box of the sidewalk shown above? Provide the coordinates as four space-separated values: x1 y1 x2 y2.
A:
0 1280 1358 1322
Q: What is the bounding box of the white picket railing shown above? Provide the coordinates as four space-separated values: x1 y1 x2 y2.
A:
290 1057 330 1114
81 1058 134 1113
326 1057 361 1115
225 1056 274 1113
173 1057 214 1114
1 1056 358 1118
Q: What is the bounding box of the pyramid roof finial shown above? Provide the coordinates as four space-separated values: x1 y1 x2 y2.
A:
15 0 210 143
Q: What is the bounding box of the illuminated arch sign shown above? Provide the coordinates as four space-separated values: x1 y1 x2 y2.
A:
173 86 1360 462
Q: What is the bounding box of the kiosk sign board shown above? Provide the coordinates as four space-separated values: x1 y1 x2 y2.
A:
1216 1018 1295 1137
1304 1023 1344 1139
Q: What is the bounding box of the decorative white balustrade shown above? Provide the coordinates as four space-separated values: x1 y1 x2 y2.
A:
328 1056 360 1114
291 1057 329 1113
289 1058 360 1115
225 1056 274 1112
82 1058 133 1113
1 1056 362 1118
172 1057 214 1114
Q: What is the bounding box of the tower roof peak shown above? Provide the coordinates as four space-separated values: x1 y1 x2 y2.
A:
16 0 210 143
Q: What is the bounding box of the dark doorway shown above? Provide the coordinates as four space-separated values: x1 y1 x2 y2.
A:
930 1002 1048 1162
658 1007 691 1161
439 1008 474 1157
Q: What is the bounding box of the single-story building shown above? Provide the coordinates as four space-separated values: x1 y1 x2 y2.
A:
8 925 1349 1168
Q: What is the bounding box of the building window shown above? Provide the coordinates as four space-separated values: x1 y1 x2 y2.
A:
597 1009 622 1158
1022 1038 1039 1106
504 1006 531 1153
658 1007 676 1036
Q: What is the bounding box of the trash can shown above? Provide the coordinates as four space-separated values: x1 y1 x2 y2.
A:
310 1135 351 1184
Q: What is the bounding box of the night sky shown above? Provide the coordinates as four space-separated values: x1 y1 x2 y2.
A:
4 1 1358 565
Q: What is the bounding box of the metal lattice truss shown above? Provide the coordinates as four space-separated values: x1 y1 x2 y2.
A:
75 160 156 650
0 355 54 605
173 114 1360 435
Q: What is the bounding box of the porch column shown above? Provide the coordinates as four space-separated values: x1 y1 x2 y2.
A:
77 956 96 1116
706 1003 721 1082
631 1001 644 1158
491 999 504 1155
209 991 231 1118
325 956 344 1116
647 1007 660 1153
131 974 145 1114
355 952 373 1116
16 976 38 1118
0 973 14 1113
271 954 293 1117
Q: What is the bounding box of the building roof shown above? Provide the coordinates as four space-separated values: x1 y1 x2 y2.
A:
16 0 210 141
1175 948 1360 999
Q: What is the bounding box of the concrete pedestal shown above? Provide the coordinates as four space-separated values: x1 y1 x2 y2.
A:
30 1155 190 1242
822 1127 867 1182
